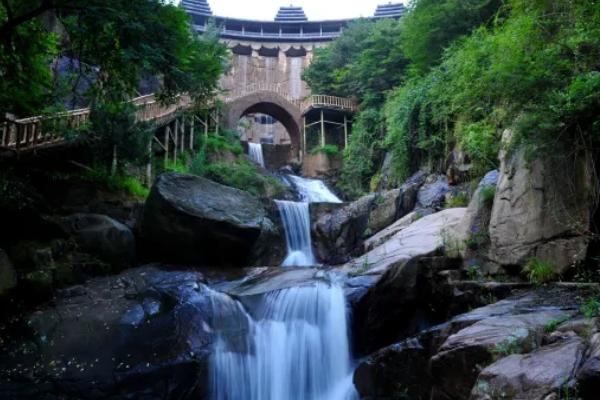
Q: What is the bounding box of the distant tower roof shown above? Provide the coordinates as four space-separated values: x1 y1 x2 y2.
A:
275 6 308 22
374 3 406 18
181 0 213 16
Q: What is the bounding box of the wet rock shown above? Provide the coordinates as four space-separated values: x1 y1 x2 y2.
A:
59 213 135 268
140 173 275 266
363 211 429 252
488 130 591 275
354 337 431 400
430 310 574 399
0 266 243 400
367 189 402 235
0 249 17 295
312 194 376 264
417 175 451 210
577 332 600 399
471 338 584 400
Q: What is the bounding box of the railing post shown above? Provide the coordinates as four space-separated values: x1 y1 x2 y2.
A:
164 126 170 168
320 110 325 147
146 137 153 185
189 116 195 150
344 114 348 149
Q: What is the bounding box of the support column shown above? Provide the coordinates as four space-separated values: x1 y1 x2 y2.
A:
215 111 220 136
302 116 306 161
320 110 325 147
190 117 195 150
164 126 169 168
180 116 185 153
173 119 179 164
343 114 348 149
146 137 152 185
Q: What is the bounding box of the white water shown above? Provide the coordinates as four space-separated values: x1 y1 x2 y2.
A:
276 200 316 267
287 175 343 203
210 281 358 400
248 142 265 168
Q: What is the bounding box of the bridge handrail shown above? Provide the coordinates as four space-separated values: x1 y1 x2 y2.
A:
221 83 304 108
302 94 358 113
1 94 192 152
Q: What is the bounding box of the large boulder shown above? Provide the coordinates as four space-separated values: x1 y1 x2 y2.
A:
367 189 402 235
457 170 499 272
0 249 17 295
59 213 135 268
0 266 246 400
488 130 591 274
312 194 376 264
471 338 585 400
140 173 275 266
577 332 600 398
430 310 574 399
348 208 467 353
417 174 451 210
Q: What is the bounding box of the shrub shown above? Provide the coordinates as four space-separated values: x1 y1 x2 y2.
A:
544 315 571 333
446 192 469 208
580 297 600 319
525 258 556 285
310 144 340 156
467 265 481 280
480 186 496 205
81 167 149 199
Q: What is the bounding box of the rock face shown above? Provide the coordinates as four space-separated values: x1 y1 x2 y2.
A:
312 194 376 264
488 130 591 274
353 287 592 400
457 170 499 272
59 213 135 268
367 189 402 234
430 310 571 399
348 208 467 353
0 266 245 400
417 174 451 210
471 338 584 400
0 249 17 295
578 332 600 398
141 173 276 266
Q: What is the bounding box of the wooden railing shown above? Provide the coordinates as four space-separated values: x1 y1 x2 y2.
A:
221 85 358 114
302 95 358 113
1 94 191 153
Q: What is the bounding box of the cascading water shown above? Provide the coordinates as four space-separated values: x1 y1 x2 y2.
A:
210 280 358 400
248 142 265 168
276 200 315 266
286 175 342 203
276 176 341 266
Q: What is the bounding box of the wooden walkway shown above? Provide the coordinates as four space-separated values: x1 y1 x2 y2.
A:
1 89 356 156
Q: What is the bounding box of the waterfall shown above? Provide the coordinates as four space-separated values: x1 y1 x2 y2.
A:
287 175 343 203
248 142 265 168
210 281 358 400
276 200 315 267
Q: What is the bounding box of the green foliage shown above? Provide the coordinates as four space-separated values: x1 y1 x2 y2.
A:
1 0 227 116
580 297 600 319
0 172 36 211
492 335 521 358
467 265 481 281
544 315 571 333
480 186 496 205
310 144 340 156
81 167 149 198
465 231 490 251
446 192 469 208
189 131 283 197
401 0 505 76
525 258 556 285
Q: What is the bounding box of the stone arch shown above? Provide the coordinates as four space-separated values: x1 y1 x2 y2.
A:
224 91 303 160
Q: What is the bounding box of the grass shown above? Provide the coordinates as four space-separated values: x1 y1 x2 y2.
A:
580 297 600 319
81 167 149 199
480 186 496 205
309 144 340 156
544 315 571 333
445 192 469 208
525 258 556 285
467 265 481 281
